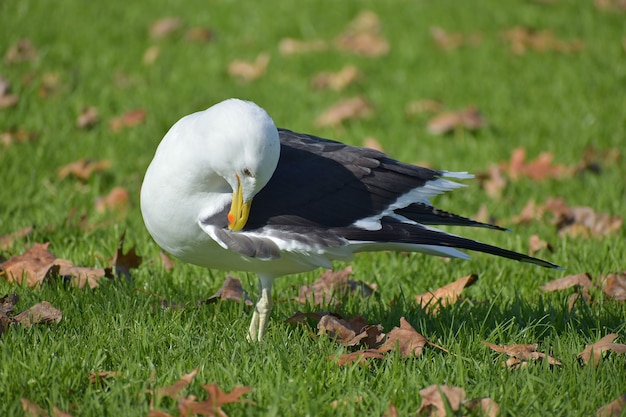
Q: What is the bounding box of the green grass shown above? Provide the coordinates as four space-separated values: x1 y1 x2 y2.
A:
1 0 625 416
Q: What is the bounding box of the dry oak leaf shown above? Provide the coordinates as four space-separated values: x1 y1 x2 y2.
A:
332 349 385 367
377 317 430 358
415 274 478 314
111 233 143 279
278 38 328 55
0 226 33 251
464 398 501 417
95 186 130 215
427 107 486 135
88 371 123 384
577 334 626 366
501 26 584 55
483 341 561 369
150 368 199 401
317 314 384 348
596 394 626 417
200 275 254 306
315 96 373 128
177 383 252 417
0 242 58 286
5 39 38 64
311 65 362 91
14 301 62 327
149 17 184 40
228 53 270 82
76 106 99 129
21 398 49 417
109 108 146 133
600 271 626 301
429 26 482 50
417 385 466 417
540 273 592 292
335 10 390 57
478 164 507 199
295 266 376 306
57 158 112 181
541 197 623 238
506 147 571 181
1 128 38 147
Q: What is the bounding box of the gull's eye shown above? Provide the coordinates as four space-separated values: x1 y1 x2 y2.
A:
242 168 254 177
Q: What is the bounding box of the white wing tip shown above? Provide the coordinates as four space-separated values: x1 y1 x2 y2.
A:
441 171 474 180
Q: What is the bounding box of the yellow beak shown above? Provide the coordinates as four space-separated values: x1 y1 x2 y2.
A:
228 173 252 232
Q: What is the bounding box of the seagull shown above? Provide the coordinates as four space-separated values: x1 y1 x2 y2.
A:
140 98 560 341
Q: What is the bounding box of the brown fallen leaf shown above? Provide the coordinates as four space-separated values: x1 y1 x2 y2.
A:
3 131 34 150
284 310 331 326
377 317 429 358
464 397 501 417
278 38 328 55
383 403 399 417
311 65 362 92
150 368 199 402
228 53 270 82
5 39 38 64
427 107 486 135
317 314 384 348
541 198 623 238
57 158 112 181
149 17 183 40
109 108 146 133
14 301 62 327
95 186 130 215
540 273 592 292
417 385 466 417
478 164 508 199
177 383 252 416
506 147 571 181
335 10 389 57
596 394 626 417
483 341 561 369
501 26 584 55
415 274 478 314
88 371 123 384
315 96 373 128
111 233 143 279
295 266 375 306
200 275 254 306
0 293 19 315
429 26 482 50
600 271 626 301
76 106 99 129
595 0 626 11
0 242 58 286
0 226 33 251
0 76 19 109
331 349 385 367
143 46 161 66
185 27 215 43
38 72 64 98
511 199 539 224
528 234 553 256
21 398 49 417
577 334 626 366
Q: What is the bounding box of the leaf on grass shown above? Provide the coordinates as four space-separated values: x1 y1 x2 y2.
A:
14 301 62 327
317 314 384 348
464 397 501 417
21 398 49 417
577 334 626 366
600 271 626 301
200 275 254 306
228 53 270 82
149 17 183 40
109 108 146 133
184 27 215 43
540 273 592 292
284 310 331 325
0 242 58 286
88 371 122 384
38 72 64 98
111 233 143 279
501 26 584 55
315 96 373 128
294 266 376 306
76 106 99 129
0 226 33 251
543 197 623 238
429 26 482 50
507 147 571 181
95 186 130 215
331 349 385 367
311 65 362 91
417 385 466 417
151 368 199 401
5 39 38 64
596 394 626 417
177 384 252 417
377 317 430 358
1 128 38 147
595 0 626 11
427 107 486 135
483 341 561 369
478 164 508 199
57 159 112 181
143 46 161 66
0 76 19 109
415 274 478 314
1 293 19 315
335 10 389 57
383 404 399 417
278 38 328 55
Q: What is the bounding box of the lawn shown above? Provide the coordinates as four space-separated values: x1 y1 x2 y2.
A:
1 0 625 416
